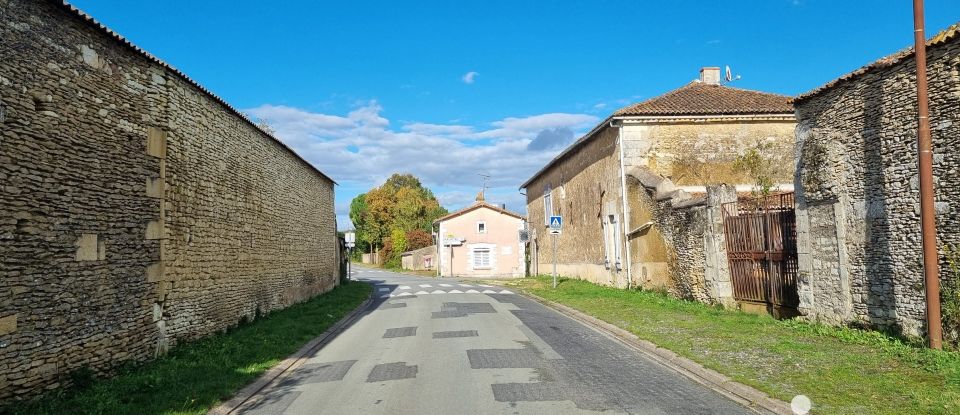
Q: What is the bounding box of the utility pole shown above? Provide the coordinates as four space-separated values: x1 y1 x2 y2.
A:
913 0 942 350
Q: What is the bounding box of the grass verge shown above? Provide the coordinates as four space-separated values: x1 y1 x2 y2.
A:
6 282 371 415
500 276 960 415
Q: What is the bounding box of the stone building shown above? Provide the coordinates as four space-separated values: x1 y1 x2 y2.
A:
0 0 339 401
521 68 794 293
792 23 960 337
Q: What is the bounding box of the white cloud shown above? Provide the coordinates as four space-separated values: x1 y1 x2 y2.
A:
245 102 598 213
462 71 479 84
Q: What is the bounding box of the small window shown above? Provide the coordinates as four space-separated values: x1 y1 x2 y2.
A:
477 221 487 234
473 248 491 269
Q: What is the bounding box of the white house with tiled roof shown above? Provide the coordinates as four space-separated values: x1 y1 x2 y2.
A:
519 67 796 292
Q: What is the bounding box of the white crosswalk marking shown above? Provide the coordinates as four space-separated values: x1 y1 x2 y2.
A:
397 292 413 296
499 290 513 294
399 286 411 290
414 291 430 295
478 284 492 288
419 284 432 288
466 289 480 294
430 290 445 294
459 284 473 287
482 289 496 294
439 283 452 287
449 289 463 294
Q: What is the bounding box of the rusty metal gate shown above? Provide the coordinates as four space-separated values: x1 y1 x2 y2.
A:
721 192 799 311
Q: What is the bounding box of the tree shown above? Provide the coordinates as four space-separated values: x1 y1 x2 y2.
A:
406 229 433 251
348 173 447 264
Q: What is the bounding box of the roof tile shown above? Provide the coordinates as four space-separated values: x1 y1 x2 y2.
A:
614 82 793 116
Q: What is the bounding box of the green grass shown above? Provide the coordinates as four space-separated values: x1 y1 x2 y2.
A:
6 282 371 415
501 276 960 415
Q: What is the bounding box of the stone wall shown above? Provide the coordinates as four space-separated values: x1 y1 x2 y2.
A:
625 168 736 306
621 119 796 185
793 31 960 336
0 0 338 401
524 125 627 287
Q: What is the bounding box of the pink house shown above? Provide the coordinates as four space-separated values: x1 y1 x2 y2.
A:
434 193 526 278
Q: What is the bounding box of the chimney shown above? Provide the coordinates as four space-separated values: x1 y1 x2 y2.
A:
700 67 721 85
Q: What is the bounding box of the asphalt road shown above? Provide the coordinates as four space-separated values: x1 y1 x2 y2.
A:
236 266 753 415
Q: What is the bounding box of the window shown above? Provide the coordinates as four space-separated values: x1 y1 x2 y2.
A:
543 185 553 225
473 248 491 269
477 221 487 234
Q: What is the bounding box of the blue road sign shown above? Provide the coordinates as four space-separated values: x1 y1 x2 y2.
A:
549 215 562 230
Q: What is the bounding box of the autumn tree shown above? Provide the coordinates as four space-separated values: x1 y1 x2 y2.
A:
349 173 447 264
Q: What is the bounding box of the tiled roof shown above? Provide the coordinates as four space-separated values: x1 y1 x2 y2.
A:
55 1 335 184
795 22 960 103
614 81 793 116
434 202 524 224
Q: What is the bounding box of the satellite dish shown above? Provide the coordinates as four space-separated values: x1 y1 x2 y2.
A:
725 66 733 82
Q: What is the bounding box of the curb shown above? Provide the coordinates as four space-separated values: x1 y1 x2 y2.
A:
515 290 793 415
207 286 374 415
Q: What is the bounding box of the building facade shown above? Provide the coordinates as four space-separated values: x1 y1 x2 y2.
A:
435 195 525 279
793 23 960 337
0 0 338 401
522 68 795 294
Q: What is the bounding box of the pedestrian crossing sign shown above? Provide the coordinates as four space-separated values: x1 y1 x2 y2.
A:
549 215 562 234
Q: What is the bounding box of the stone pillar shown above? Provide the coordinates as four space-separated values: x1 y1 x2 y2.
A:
703 184 737 307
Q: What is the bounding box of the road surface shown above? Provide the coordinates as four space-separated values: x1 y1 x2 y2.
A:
236 266 753 414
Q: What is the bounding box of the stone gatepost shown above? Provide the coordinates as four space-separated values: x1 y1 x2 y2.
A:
703 184 737 307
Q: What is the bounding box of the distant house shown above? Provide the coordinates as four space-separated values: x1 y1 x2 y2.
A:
434 193 526 278
520 68 795 290
401 245 436 271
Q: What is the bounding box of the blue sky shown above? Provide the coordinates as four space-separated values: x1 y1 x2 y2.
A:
71 0 960 228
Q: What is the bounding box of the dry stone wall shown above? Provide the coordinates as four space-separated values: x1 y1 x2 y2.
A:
0 0 338 402
626 169 736 306
794 33 960 336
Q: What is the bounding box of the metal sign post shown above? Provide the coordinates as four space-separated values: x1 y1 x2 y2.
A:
345 231 355 281
548 216 562 288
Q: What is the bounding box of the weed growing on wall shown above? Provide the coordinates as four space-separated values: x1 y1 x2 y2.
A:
941 244 960 348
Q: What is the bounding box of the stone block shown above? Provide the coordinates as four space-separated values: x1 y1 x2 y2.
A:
74 234 103 261
145 221 164 240
0 315 16 336
146 127 167 158
146 262 165 283
146 178 164 198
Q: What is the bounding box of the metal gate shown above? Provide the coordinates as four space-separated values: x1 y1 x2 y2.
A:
721 192 799 311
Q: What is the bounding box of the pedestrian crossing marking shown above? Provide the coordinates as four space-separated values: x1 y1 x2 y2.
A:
439 283 452 287
449 289 463 294
466 289 480 293
399 285 411 290
420 284 432 288
415 290 430 295
459 284 473 287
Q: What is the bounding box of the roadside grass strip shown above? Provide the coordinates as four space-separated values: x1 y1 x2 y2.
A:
501 276 960 415
6 282 372 415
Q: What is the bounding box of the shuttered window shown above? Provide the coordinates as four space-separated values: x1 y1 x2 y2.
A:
473 248 491 269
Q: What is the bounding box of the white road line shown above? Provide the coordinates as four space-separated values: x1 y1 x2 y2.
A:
419 284 432 288
414 291 430 295
459 284 473 287
482 289 496 294
478 284 492 288
399 285 411 290
439 283 452 287
499 290 513 294
449 289 463 294
466 289 480 294
430 290 446 294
